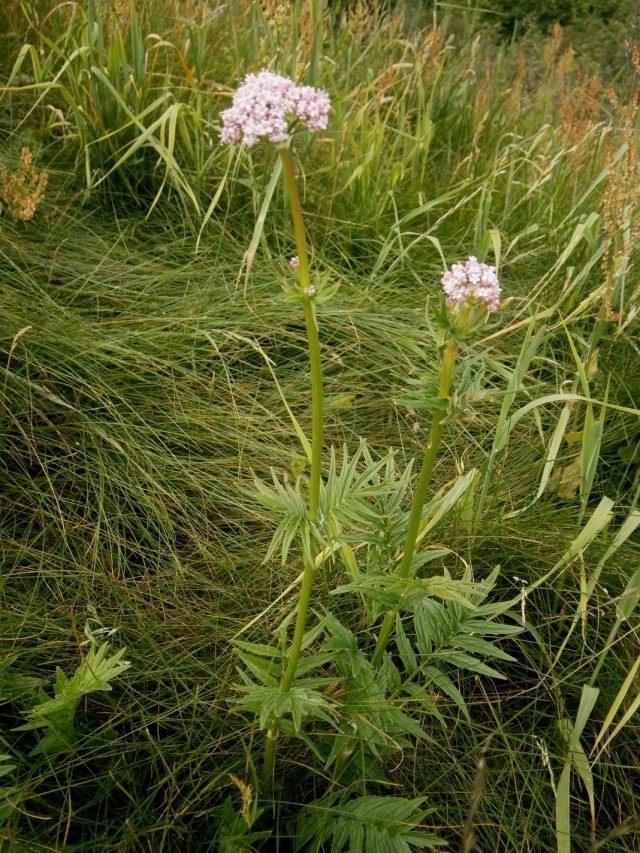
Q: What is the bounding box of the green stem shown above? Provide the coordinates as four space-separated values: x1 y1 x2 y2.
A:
262 725 278 796
262 147 325 793
372 337 458 668
262 550 317 790
279 145 323 521
280 552 317 691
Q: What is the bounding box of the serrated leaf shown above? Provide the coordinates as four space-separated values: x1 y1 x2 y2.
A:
233 640 281 659
433 651 506 680
16 642 129 755
341 542 360 579
422 665 469 721
296 649 337 677
234 650 279 686
333 573 479 612
395 615 418 675
303 795 446 852
452 634 517 663
321 442 400 536
379 654 402 695
459 619 523 637
415 469 479 547
253 472 309 564
233 683 337 731
396 388 449 415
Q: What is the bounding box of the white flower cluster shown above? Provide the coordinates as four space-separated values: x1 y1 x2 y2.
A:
441 256 501 312
220 70 331 147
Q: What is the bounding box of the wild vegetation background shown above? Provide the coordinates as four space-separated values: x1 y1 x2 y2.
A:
1 0 639 850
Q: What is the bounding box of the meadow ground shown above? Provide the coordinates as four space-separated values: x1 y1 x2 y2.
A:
1 1 639 850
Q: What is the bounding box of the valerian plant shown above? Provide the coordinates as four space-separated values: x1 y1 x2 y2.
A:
219 69 522 848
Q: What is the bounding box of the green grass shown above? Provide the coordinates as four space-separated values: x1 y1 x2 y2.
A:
1 1 639 850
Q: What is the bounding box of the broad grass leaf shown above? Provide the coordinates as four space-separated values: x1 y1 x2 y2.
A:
556 763 572 853
616 567 640 622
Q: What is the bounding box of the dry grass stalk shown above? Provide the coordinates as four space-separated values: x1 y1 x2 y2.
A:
602 43 640 324
558 71 603 143
0 147 48 221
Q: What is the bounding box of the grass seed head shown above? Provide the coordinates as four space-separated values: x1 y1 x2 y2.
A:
0 147 48 221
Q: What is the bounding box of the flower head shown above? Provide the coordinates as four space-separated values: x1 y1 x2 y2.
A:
220 70 330 147
289 255 300 268
441 256 501 312
293 85 331 132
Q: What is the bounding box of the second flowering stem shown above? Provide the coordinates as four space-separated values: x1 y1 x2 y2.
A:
372 336 458 667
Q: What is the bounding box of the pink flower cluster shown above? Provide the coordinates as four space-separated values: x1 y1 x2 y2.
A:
441 256 501 312
220 70 331 147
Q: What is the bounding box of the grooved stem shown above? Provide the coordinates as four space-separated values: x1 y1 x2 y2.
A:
262 146 325 794
279 146 323 521
372 337 458 667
